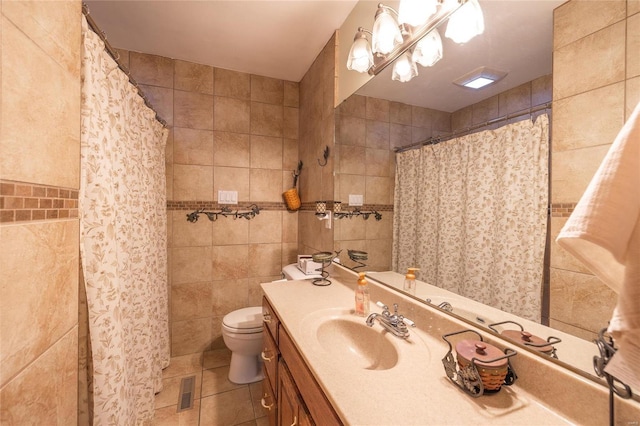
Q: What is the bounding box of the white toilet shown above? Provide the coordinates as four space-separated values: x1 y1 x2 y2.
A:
221 263 321 384
221 306 265 384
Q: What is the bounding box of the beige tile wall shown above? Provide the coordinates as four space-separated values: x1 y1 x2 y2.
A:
297 34 337 255
119 49 301 356
451 75 553 131
550 0 640 339
333 94 453 270
0 0 81 424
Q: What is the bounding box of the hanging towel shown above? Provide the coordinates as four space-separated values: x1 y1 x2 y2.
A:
556 101 640 338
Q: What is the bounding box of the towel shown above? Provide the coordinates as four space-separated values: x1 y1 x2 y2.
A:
556 101 640 338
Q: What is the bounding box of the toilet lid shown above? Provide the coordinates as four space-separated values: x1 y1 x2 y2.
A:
223 307 263 333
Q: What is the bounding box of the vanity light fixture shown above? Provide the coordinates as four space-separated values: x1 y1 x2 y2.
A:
453 66 508 89
412 28 443 67
444 0 485 44
347 0 485 82
346 28 374 73
372 4 404 54
398 0 438 27
392 51 419 82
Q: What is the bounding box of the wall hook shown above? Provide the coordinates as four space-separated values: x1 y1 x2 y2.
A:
318 146 329 166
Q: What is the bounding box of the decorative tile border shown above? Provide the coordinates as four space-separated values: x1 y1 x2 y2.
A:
167 201 288 211
300 201 394 212
167 200 395 212
0 180 79 223
550 203 577 217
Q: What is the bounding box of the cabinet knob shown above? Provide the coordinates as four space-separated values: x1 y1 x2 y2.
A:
260 395 274 411
263 313 272 324
290 415 298 426
261 350 274 362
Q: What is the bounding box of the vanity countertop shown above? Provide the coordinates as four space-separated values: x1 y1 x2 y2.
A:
261 265 636 425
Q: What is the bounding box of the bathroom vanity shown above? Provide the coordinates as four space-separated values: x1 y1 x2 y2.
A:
260 264 640 425
261 296 341 425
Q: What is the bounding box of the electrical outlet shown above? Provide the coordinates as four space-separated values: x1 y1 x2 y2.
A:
349 194 364 206
218 190 238 204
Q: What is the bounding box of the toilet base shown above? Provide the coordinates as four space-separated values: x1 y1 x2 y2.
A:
228 353 264 384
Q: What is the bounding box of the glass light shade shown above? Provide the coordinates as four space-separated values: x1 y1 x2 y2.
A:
392 52 418 82
412 28 443 67
372 8 403 54
347 34 374 73
398 0 437 27
316 201 326 213
445 0 484 44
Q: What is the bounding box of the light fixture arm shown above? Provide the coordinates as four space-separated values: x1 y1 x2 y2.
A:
375 3 399 18
356 27 373 37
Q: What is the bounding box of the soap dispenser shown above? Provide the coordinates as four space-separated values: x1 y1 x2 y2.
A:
403 268 419 295
355 272 370 316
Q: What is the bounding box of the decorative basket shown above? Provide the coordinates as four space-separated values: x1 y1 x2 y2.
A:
456 340 508 392
283 188 301 211
442 330 517 397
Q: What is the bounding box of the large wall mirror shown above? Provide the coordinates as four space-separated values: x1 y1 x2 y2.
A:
332 0 623 393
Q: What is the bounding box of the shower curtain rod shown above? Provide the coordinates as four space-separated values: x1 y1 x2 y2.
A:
394 102 552 153
82 4 168 127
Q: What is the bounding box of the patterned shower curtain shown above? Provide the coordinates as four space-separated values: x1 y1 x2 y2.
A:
79 17 170 425
392 115 549 321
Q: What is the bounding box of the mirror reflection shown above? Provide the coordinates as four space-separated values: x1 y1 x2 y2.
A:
332 0 627 390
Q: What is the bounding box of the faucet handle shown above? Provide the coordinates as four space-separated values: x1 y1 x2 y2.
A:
375 301 387 310
401 316 416 327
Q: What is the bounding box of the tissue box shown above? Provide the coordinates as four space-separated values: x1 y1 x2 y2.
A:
297 255 323 275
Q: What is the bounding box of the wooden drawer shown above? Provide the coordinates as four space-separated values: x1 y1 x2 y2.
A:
279 326 342 425
262 297 279 342
261 375 277 426
262 320 279 395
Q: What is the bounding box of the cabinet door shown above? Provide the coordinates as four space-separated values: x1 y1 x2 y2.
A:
278 360 312 426
261 376 277 426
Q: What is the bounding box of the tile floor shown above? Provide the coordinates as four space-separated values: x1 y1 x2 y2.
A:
153 348 269 426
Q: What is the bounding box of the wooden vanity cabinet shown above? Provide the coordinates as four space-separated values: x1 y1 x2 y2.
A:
262 297 342 426
262 322 279 392
278 360 312 426
261 376 277 425
262 298 280 425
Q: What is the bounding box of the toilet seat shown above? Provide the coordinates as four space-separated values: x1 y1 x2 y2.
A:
222 307 263 334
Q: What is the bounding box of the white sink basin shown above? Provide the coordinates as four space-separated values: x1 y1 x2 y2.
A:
316 317 399 370
299 308 431 372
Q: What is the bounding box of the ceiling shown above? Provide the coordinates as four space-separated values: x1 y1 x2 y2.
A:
84 0 359 82
85 0 564 112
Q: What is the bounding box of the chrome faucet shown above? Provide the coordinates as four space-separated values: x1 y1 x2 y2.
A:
426 298 453 312
366 301 415 339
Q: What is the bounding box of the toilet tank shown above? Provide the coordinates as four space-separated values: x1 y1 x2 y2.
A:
282 263 322 280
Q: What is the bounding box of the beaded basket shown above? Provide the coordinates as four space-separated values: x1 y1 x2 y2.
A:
456 358 508 391
283 188 301 211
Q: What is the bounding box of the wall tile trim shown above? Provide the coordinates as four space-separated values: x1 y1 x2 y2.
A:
0 180 78 223
166 200 394 213
550 202 577 217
